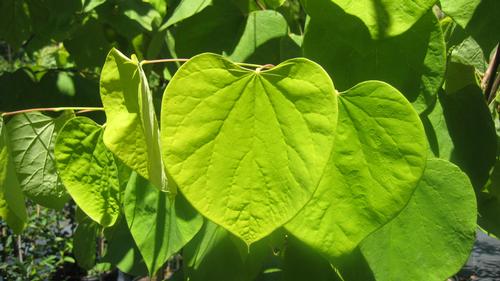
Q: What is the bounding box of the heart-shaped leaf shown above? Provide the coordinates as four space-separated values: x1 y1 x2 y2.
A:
161 53 338 245
286 81 427 259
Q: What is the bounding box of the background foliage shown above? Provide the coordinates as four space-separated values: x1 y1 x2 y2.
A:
0 0 499 280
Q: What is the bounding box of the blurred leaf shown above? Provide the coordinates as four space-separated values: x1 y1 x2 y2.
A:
6 111 73 209
81 0 107 12
64 19 112 69
303 7 446 113
263 0 286 9
55 117 121 227
0 117 28 234
0 0 31 50
361 159 477 281
123 172 202 275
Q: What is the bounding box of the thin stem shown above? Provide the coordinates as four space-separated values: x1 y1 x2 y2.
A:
140 58 189 66
483 44 499 101
1 107 104 117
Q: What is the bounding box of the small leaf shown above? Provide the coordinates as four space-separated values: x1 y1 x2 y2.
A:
160 0 212 29
286 81 427 259
124 172 203 275
55 117 121 227
6 111 73 209
100 48 168 192
0 117 28 234
161 53 338 245
360 159 477 281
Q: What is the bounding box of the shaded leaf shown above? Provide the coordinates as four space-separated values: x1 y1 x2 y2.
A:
303 7 446 113
124 172 202 275
0 0 31 50
160 0 212 29
161 53 338 245
73 208 99 270
0 117 28 234
229 10 289 65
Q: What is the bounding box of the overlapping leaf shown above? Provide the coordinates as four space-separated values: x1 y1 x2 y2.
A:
161 53 338 245
303 0 436 38
100 48 168 192
55 117 121 226
303 7 446 113
286 81 427 260
360 159 477 281
0 117 27 234
124 172 202 275
6 112 73 209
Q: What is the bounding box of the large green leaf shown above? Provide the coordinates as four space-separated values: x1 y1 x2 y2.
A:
100 48 168 192
286 81 427 259
303 7 446 113
0 117 28 234
55 117 121 227
229 10 288 65
440 0 500 54
6 112 73 209
161 53 338 245
123 172 202 275
183 221 270 281
360 159 477 281
303 0 436 38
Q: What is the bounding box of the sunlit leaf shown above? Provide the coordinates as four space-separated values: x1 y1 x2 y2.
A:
161 53 338 245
